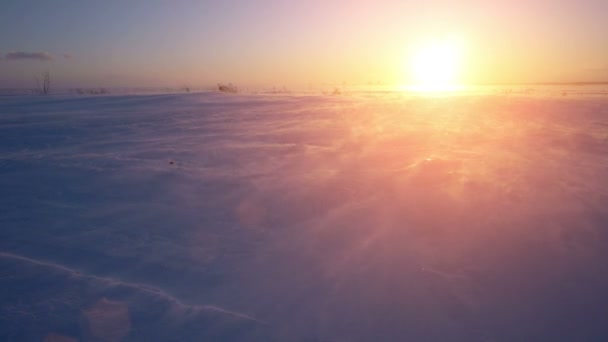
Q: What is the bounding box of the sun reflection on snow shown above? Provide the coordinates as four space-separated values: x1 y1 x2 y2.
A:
400 83 467 94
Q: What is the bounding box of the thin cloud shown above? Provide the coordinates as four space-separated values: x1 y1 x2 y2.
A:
63 53 72 60
5 51 53 61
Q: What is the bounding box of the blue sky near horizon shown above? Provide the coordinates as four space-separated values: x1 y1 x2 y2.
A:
1 0 607 88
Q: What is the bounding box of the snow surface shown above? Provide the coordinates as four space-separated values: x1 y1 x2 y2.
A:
2 88 608 341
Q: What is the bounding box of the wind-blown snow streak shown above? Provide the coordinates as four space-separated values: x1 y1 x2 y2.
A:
0 251 262 323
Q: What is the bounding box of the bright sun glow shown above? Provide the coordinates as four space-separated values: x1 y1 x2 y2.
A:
408 36 466 92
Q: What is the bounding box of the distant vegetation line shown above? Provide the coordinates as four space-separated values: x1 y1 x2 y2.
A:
1 82 608 96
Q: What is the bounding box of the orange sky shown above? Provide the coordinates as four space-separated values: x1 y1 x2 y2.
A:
1 0 607 88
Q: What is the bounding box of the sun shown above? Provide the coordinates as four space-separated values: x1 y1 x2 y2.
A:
408 36 466 92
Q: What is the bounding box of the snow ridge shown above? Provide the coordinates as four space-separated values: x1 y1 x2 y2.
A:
0 251 262 324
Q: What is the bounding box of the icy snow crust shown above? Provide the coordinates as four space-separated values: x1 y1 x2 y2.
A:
2 90 608 341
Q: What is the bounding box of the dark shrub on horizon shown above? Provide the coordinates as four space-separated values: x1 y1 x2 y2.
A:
217 83 238 94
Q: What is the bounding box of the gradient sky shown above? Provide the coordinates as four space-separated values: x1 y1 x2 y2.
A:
1 0 607 88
